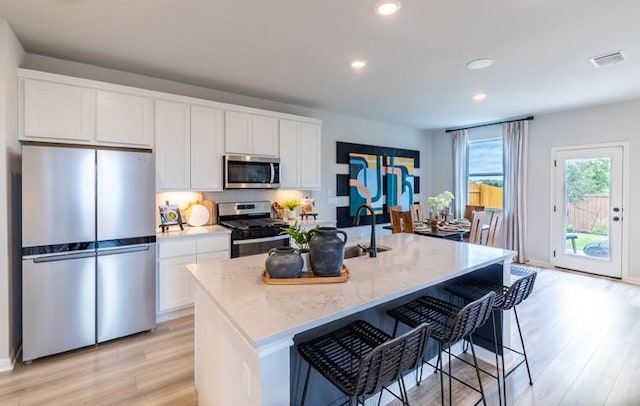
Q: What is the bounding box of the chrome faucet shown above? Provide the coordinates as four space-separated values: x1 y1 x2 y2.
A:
353 204 377 258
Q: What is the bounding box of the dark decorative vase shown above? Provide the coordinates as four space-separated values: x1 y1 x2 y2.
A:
265 247 303 278
309 227 348 276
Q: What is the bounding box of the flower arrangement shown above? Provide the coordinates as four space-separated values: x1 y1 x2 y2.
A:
427 191 455 214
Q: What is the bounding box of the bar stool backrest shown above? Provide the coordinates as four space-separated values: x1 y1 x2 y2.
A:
354 323 430 397
447 291 495 343
502 271 537 310
388 205 402 229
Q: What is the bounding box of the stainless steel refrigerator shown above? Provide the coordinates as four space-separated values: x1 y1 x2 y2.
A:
22 144 156 362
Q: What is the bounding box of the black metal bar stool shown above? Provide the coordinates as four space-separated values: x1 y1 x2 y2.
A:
445 268 537 405
387 292 496 406
298 320 429 406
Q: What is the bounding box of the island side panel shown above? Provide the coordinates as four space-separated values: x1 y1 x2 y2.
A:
193 283 292 406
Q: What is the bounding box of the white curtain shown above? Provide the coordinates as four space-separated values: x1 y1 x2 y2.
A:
452 130 468 218
503 120 529 263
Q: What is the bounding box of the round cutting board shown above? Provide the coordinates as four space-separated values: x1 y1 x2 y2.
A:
187 204 210 227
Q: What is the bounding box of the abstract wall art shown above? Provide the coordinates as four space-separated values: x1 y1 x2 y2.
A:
349 153 384 216
336 142 421 228
386 156 415 209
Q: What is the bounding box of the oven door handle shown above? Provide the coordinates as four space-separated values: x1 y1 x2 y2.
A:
270 163 276 183
233 235 290 245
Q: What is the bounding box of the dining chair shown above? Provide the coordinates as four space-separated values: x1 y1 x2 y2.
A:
388 205 402 229
485 210 503 247
391 211 414 234
464 205 485 221
409 204 424 222
467 211 485 244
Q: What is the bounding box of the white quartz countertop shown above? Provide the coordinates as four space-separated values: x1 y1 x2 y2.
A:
187 234 515 348
156 224 230 240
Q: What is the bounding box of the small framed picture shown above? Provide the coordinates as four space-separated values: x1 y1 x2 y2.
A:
159 204 184 232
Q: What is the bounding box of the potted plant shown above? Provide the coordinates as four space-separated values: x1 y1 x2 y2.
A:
281 199 300 220
280 223 316 271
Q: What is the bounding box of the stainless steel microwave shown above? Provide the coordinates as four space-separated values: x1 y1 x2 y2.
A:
224 155 281 189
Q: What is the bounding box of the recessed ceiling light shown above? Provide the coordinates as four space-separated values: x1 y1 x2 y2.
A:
351 59 367 70
473 93 487 102
466 58 494 70
375 1 401 16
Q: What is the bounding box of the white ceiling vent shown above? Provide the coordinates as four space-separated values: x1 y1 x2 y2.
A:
590 50 626 68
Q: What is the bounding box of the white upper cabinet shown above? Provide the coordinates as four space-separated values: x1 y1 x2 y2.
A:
279 119 300 189
23 79 95 142
299 122 321 189
225 111 279 156
155 100 191 190
155 102 225 191
21 73 153 149
96 90 153 147
279 119 321 190
191 105 224 191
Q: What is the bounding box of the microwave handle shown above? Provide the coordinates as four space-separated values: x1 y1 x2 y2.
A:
270 163 275 183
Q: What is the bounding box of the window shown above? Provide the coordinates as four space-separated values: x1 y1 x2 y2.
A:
467 137 504 209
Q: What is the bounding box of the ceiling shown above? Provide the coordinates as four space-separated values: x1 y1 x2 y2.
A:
1 0 639 130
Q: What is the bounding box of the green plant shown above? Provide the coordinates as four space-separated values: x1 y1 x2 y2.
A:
566 224 576 233
591 221 609 236
280 223 316 252
281 199 300 210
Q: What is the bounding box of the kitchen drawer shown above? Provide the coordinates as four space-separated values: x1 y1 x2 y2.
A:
196 236 230 254
197 251 229 264
159 239 196 259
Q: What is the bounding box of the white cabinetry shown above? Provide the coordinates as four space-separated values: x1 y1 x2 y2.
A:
191 105 224 190
155 102 224 191
96 90 153 146
22 79 95 142
225 111 278 156
157 234 230 318
279 119 321 190
155 100 191 190
20 74 153 148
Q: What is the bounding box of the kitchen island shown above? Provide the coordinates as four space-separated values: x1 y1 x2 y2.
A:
187 233 515 405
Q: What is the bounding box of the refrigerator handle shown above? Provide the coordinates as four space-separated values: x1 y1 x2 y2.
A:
97 245 151 257
32 251 96 263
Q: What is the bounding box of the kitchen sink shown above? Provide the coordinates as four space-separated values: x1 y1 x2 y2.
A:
343 244 392 259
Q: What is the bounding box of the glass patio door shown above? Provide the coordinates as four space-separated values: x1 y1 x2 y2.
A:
552 146 623 277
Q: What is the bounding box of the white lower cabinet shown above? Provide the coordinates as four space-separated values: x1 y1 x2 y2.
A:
157 234 230 318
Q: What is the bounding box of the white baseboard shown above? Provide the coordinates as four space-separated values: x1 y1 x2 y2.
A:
156 306 194 323
525 259 552 268
0 355 14 372
623 276 640 286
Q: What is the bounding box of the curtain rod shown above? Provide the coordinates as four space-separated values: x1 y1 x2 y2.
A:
445 116 534 133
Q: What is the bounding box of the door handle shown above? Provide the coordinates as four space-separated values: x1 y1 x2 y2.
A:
613 216 621 222
613 207 620 213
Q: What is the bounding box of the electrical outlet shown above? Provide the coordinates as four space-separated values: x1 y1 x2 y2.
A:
242 362 251 398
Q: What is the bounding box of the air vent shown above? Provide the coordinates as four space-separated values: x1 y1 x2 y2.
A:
590 50 626 68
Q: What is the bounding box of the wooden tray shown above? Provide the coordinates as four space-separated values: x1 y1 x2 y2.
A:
262 265 350 285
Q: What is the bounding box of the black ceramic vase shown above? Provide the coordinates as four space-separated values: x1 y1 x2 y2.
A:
309 227 348 276
265 247 303 278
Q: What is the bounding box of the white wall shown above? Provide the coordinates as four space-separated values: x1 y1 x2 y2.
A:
429 99 640 281
0 19 25 371
527 99 640 280
24 54 432 241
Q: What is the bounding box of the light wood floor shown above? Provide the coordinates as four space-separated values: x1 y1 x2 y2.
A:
2 267 640 405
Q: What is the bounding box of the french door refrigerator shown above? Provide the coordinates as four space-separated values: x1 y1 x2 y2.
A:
22 144 156 362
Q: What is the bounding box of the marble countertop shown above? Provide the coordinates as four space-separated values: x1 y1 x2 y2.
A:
187 233 515 348
156 224 231 240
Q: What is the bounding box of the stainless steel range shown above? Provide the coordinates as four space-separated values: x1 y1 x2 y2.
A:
217 201 290 258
